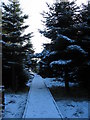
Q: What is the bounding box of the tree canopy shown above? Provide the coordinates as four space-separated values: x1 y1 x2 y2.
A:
2 0 34 90
38 0 90 90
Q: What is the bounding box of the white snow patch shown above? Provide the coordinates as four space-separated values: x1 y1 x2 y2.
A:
44 77 78 88
48 51 57 56
67 45 88 55
43 51 57 59
50 60 72 67
44 77 89 119
56 100 89 118
3 92 28 118
0 40 6 44
57 34 75 43
44 78 65 88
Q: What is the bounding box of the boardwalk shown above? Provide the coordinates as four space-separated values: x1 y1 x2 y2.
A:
23 74 63 118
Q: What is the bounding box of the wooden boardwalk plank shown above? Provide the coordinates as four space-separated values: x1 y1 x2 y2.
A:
23 74 63 118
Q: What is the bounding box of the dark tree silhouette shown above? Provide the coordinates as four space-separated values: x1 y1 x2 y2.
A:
2 0 34 90
38 0 89 90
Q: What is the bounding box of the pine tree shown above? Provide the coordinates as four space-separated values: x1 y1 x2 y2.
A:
39 0 89 90
2 0 34 90
75 2 90 88
39 0 80 76
40 0 80 42
79 2 90 52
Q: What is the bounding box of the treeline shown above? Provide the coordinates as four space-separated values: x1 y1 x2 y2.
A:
1 0 90 91
38 0 90 90
2 0 35 91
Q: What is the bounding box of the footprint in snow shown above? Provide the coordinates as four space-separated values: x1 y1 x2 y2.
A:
8 100 16 104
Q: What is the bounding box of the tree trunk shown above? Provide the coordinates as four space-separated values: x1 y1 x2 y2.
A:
65 68 70 91
12 64 18 91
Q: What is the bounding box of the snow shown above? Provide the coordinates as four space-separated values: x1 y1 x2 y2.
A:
33 50 50 58
2 20 14 26
3 74 89 119
48 51 57 56
33 53 43 58
23 74 63 118
56 100 89 118
1 39 17 47
66 45 88 55
34 50 57 60
57 34 75 43
3 92 28 118
0 40 6 44
43 51 57 59
50 60 72 67
44 77 78 88
44 77 89 118
44 77 65 88
39 60 47 65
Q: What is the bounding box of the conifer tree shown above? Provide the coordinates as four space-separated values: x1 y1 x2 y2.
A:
39 0 89 90
2 0 34 90
40 0 80 42
75 2 90 87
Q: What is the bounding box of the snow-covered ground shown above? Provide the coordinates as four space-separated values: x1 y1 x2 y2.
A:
23 74 62 118
3 91 28 118
44 77 78 88
44 77 89 118
57 100 89 118
2 75 89 119
2 74 33 119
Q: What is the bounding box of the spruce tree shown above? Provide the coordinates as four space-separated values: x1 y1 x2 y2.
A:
79 2 90 52
39 0 89 90
2 0 34 90
40 0 80 42
75 2 90 87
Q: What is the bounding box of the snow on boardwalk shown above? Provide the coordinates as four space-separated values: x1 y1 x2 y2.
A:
23 74 63 118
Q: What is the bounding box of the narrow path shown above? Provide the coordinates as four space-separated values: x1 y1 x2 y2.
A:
23 74 63 118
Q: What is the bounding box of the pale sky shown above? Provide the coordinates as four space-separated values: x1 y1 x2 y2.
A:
1 0 88 53
20 0 54 53
20 0 88 53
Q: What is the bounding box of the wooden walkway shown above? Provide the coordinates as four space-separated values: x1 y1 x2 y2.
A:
23 74 63 119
